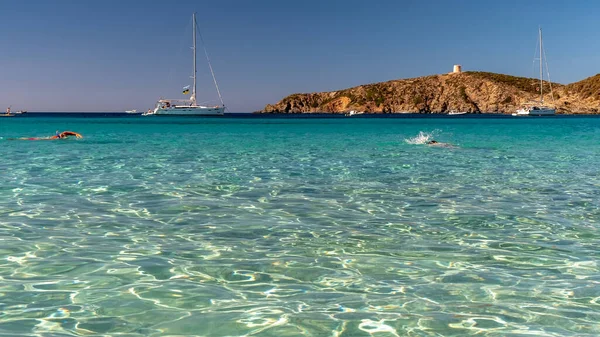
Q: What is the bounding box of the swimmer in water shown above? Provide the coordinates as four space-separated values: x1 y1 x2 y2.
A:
52 131 83 139
8 131 83 140
426 140 455 148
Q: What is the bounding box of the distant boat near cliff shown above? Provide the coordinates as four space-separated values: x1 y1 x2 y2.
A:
1 106 14 117
513 27 556 116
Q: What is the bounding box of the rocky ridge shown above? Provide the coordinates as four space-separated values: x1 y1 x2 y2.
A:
259 72 600 114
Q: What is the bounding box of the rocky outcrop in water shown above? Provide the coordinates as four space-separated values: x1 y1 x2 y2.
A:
258 72 600 114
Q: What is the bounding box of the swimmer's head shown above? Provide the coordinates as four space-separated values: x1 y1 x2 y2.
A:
427 140 438 144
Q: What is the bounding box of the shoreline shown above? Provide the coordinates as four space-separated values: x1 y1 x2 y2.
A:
7 112 600 118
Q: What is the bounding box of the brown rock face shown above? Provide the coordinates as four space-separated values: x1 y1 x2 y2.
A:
258 72 600 114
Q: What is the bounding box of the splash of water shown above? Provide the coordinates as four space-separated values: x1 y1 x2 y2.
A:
405 131 434 144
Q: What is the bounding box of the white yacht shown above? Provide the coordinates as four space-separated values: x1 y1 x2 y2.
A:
514 27 555 116
514 105 555 116
151 13 225 116
125 109 137 114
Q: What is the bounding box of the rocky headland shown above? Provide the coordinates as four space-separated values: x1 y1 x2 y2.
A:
259 72 600 114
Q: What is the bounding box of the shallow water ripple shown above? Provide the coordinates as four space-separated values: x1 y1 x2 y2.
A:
1 117 599 336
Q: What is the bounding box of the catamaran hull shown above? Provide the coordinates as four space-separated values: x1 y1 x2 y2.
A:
152 107 225 116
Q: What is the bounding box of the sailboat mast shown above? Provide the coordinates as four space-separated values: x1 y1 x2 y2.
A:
539 26 543 104
192 12 197 105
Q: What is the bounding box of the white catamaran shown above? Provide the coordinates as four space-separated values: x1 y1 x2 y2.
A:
150 13 225 116
514 27 555 116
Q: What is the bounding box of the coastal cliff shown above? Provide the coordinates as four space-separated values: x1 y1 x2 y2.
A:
259 72 600 114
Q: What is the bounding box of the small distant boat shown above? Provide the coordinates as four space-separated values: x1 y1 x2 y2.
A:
514 27 555 116
345 110 364 116
448 111 467 115
125 109 137 114
15 110 27 114
2 106 14 117
151 13 225 116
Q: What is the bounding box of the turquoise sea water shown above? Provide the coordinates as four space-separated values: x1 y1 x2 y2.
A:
1 115 599 336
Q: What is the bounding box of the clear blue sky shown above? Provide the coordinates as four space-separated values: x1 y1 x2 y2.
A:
0 0 598 112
